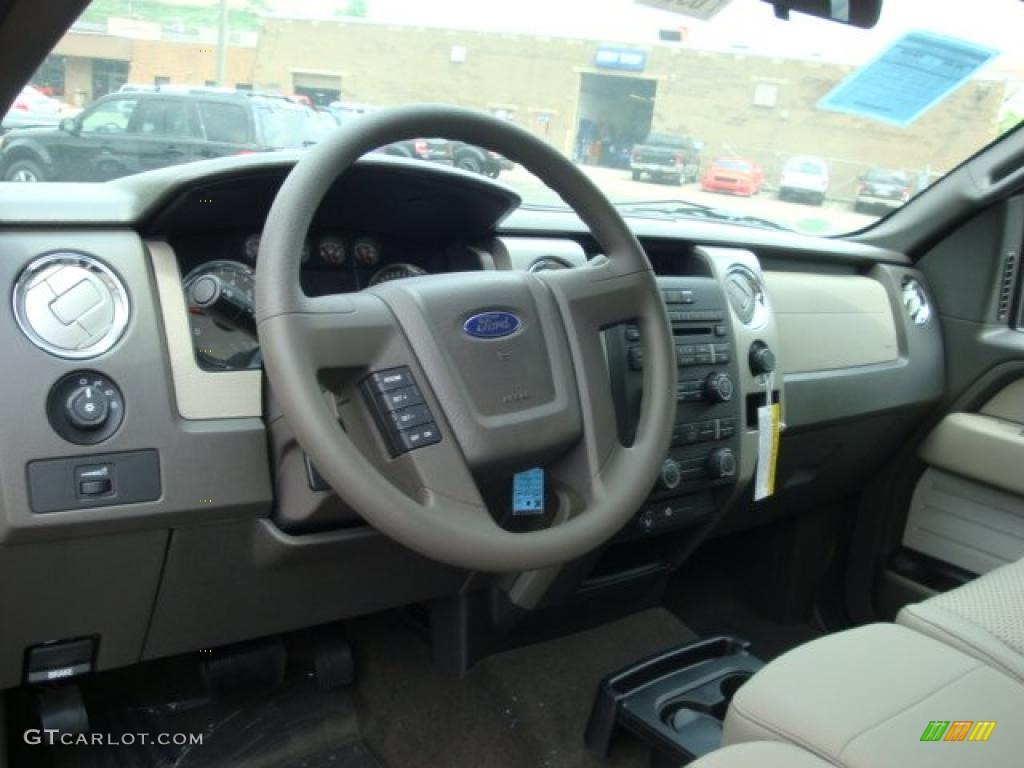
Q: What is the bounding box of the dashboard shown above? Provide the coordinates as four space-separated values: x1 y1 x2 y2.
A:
0 152 944 690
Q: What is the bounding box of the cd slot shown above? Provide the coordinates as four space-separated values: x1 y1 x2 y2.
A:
673 326 712 337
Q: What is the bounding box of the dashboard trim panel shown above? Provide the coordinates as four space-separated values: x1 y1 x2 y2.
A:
148 240 262 420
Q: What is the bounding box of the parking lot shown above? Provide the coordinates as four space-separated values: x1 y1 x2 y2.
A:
500 165 880 236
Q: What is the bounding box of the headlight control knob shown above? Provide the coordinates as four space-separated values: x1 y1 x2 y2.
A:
65 385 110 430
47 371 125 445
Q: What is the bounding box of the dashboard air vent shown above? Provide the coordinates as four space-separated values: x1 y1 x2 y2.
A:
901 277 931 326
724 265 767 329
998 248 1018 322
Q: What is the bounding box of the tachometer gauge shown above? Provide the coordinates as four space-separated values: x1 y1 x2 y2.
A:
319 235 347 265
353 236 382 267
369 263 428 285
183 260 260 371
243 232 261 262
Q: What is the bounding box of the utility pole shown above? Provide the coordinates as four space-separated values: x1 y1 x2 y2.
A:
216 0 228 86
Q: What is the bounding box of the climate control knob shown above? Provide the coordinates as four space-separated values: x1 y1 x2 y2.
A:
704 372 734 403
660 459 682 490
707 448 737 481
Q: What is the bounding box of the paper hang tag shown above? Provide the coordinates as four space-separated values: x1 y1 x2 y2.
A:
754 373 780 501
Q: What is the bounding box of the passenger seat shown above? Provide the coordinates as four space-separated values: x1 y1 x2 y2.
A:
719 623 1024 767
896 556 1024 684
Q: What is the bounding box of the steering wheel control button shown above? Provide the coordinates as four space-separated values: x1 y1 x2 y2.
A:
380 384 424 411
362 367 442 457
387 403 433 432
47 372 125 445
393 423 442 453
368 367 415 392
13 253 130 359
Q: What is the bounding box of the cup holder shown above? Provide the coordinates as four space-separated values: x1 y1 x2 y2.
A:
719 671 752 701
586 637 764 766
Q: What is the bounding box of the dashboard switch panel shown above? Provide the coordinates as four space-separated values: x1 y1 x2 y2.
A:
27 450 161 514
362 367 442 457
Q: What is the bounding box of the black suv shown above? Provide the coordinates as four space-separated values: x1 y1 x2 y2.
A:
0 87 316 182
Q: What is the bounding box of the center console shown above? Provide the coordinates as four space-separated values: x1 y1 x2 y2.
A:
611 276 745 537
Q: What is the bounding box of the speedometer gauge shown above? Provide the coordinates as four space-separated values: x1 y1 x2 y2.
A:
368 263 428 285
183 260 260 371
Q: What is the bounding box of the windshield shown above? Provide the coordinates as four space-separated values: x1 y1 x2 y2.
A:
1 0 1021 236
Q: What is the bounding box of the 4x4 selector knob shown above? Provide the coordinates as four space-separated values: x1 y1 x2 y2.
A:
660 459 682 490
66 385 110 430
704 372 734 403
707 448 737 481
749 341 776 377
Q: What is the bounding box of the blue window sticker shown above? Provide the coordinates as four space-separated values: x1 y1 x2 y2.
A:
512 467 545 516
818 31 999 127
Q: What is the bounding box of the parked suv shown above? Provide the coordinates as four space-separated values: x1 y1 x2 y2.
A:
0 87 316 182
630 132 702 185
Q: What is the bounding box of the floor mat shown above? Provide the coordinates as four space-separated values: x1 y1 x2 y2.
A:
7 654 377 768
349 607 697 768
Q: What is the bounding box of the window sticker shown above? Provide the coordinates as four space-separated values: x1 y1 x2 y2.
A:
818 31 999 126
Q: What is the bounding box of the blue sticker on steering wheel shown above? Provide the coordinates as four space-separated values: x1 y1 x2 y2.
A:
513 468 545 515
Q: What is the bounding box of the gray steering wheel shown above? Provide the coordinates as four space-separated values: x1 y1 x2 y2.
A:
256 105 676 572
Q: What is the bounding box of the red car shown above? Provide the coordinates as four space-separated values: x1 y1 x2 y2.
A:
701 157 765 196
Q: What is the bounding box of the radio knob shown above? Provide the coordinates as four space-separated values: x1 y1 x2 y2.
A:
660 459 682 490
704 372 734 403
707 448 737 481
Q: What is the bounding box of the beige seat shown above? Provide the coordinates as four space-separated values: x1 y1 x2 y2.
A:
689 742 830 768
896 556 1024 684
721 623 1024 767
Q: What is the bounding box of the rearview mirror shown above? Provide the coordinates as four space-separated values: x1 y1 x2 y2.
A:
58 117 77 133
762 0 883 28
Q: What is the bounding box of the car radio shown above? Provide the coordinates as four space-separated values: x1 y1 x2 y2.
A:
611 276 742 535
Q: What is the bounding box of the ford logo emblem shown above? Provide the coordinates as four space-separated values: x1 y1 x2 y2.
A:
464 311 521 339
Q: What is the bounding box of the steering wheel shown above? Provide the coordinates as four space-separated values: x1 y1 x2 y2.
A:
256 106 676 572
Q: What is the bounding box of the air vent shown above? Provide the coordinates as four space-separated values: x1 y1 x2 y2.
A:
724 265 767 328
998 248 1018 322
13 253 130 359
901 277 931 326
